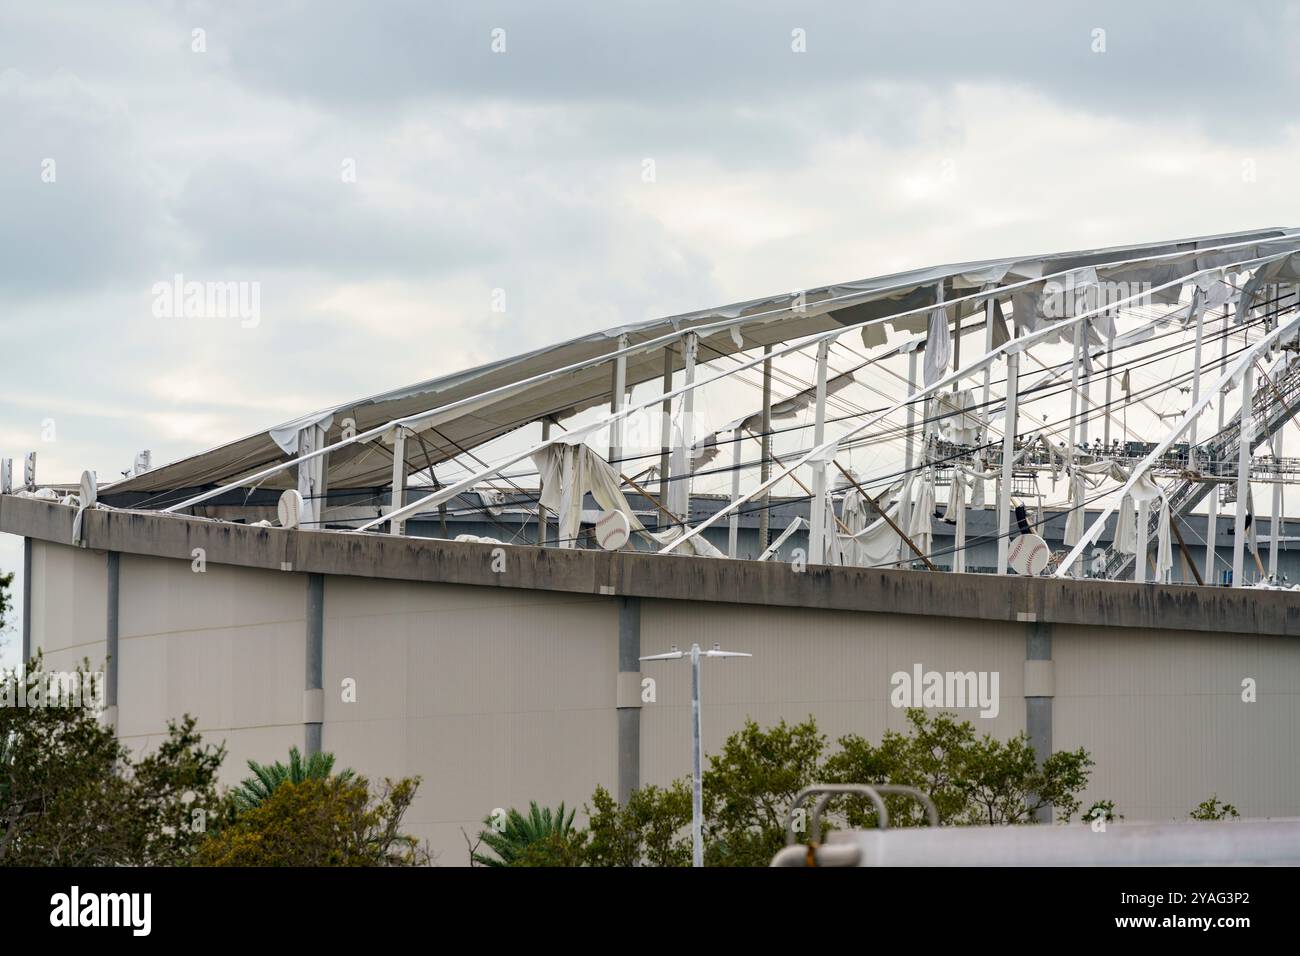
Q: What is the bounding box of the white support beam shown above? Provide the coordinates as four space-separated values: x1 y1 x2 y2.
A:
1232 363 1254 586
668 332 699 521
389 427 407 535
658 345 674 529
981 289 995 459
1205 305 1230 582
1103 340 1113 449
1068 322 1082 460
808 339 831 565
608 333 629 466
997 348 1019 575
1269 427 1283 579
539 418 551 546
1188 289 1205 470
728 428 742 558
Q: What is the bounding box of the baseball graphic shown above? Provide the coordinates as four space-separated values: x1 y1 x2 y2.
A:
595 508 631 550
1008 533 1049 576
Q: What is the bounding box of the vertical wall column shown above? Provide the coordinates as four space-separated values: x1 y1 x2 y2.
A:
104 552 120 730
1024 619 1054 823
304 574 324 756
21 537 32 667
616 597 642 805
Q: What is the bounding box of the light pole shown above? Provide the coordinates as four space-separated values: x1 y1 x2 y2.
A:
640 642 752 867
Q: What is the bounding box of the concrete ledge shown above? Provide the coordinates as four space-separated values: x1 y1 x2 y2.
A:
4 493 1298 637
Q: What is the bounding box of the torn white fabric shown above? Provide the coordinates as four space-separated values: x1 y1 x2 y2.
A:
1156 494 1173 581
907 470 936 556
923 284 951 387
835 480 907 568
1115 494 1137 554
1063 469 1086 548
943 472 968 573
968 458 987 508
270 411 335 456
476 488 505 516
532 443 722 557
1129 468 1164 503
936 389 984 445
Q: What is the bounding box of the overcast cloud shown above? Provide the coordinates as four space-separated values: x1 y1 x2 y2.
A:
3 1 1300 661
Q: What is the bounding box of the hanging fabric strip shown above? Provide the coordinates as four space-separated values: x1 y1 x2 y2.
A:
923 282 951 387
1156 493 1174 581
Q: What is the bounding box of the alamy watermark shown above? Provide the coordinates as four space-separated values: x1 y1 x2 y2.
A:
1040 276 1153 319
1 670 105 709
151 274 261 328
890 663 999 718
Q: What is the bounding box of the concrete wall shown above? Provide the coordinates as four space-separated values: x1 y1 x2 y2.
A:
27 539 107 675
114 553 308 779
320 576 618 862
6 493 1300 865
1054 623 1300 821
639 601 1025 789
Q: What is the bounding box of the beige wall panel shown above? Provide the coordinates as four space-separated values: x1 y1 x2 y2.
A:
639 601 1024 788
119 554 306 638
120 724 306 788
30 539 107 662
322 576 618 864
117 621 305 739
1054 625 1300 821
105 554 307 782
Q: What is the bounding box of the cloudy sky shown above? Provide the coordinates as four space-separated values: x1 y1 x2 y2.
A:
3 1 1300 658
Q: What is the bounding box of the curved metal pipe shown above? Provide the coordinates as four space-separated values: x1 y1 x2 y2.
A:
785 784 888 846
809 785 940 844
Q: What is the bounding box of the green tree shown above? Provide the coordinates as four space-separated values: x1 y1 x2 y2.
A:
1189 795 1239 821
473 801 583 867
826 709 978 827
584 782 692 867
1084 799 1122 825
0 655 227 865
701 717 828 866
195 775 426 866
232 746 354 812
825 709 1094 827
0 569 12 634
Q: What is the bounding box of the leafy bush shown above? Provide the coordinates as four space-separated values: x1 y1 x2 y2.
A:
233 746 354 811
0 655 227 865
195 775 426 866
1189 795 1239 821
472 801 583 867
